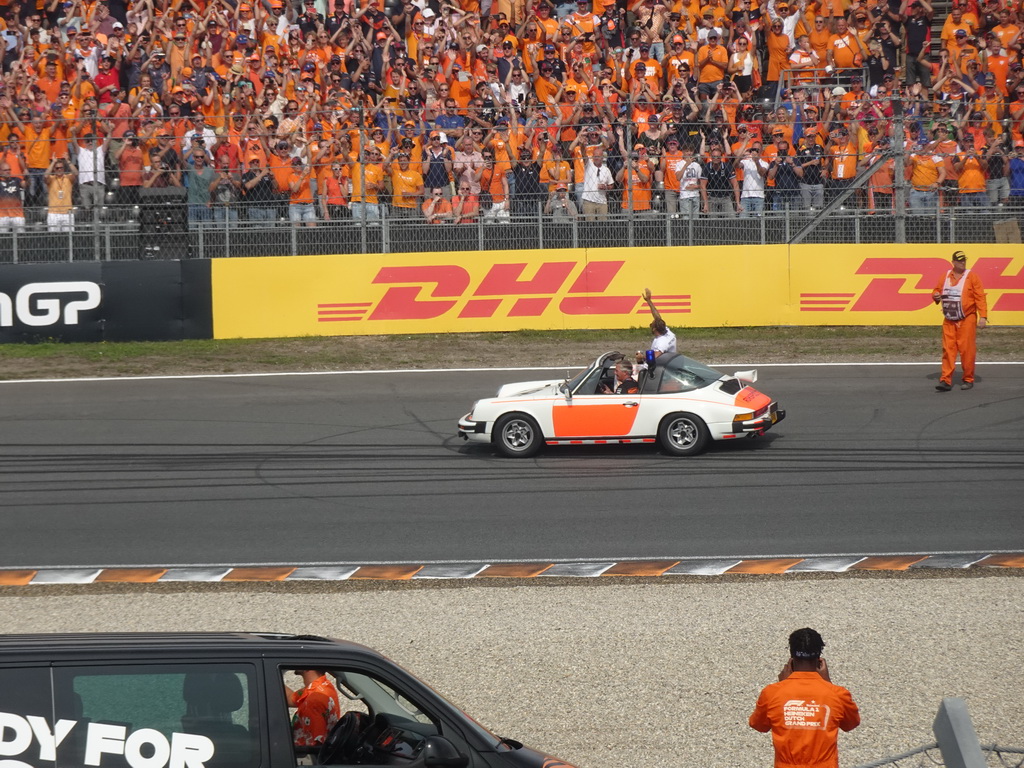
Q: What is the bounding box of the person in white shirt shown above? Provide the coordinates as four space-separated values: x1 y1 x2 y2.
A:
738 144 769 217
581 147 615 220
642 288 678 356
76 133 108 221
674 143 707 218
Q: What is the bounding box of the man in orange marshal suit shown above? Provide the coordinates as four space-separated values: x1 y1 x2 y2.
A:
932 250 988 391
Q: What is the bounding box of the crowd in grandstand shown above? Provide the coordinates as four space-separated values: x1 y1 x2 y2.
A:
1 0 1024 231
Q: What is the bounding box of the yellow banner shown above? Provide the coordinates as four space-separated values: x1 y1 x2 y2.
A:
211 245 1024 339
211 246 790 338
788 244 1024 325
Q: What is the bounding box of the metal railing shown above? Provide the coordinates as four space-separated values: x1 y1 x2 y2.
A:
0 202 1020 263
856 744 1024 768
853 699 1024 768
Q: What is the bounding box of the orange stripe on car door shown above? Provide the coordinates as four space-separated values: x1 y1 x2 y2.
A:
552 401 638 437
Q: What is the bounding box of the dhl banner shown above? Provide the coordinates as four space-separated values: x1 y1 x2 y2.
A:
788 244 1024 324
211 245 1024 339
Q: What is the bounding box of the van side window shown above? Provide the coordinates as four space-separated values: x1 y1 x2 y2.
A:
53 664 260 768
0 667 54 768
279 667 437 767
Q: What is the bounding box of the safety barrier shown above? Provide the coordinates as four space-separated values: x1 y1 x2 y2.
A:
2 243 1020 342
210 244 1024 338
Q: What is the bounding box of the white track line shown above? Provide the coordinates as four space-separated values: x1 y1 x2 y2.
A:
9 549 1021 571
4 361 1024 385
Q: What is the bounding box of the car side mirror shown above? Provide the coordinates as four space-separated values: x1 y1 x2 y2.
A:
734 369 758 385
561 380 572 401
422 736 469 768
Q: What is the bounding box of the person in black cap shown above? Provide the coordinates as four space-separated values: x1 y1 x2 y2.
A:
750 628 860 768
931 250 988 391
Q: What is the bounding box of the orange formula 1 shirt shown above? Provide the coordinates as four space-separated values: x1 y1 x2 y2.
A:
749 671 861 768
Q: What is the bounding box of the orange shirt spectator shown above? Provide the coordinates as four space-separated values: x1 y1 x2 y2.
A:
697 36 729 84
956 152 986 193
908 152 944 189
540 148 572 191
480 154 508 206
765 24 791 82
828 137 858 180
422 188 453 222
289 164 316 205
23 119 53 171
808 15 831 61
827 22 862 69
451 188 480 222
350 161 385 204
617 145 652 210
117 134 145 188
390 157 425 211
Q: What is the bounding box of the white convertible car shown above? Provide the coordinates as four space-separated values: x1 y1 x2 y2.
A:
458 351 785 458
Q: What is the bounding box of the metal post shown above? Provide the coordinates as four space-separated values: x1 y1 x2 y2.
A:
665 209 672 247
224 211 231 258
67 225 73 262
853 209 860 244
570 213 578 249
381 213 390 255
687 208 694 246
784 205 790 242
893 97 906 244
104 223 111 261
537 202 544 251
477 216 484 251
949 207 956 244
760 206 766 245
627 208 635 248
11 230 18 264
289 220 298 257
933 698 985 768
935 193 942 244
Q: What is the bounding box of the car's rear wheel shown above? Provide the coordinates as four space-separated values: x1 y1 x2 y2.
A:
493 413 543 458
659 412 710 456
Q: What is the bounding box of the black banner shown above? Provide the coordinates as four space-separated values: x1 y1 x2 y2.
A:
0 261 212 343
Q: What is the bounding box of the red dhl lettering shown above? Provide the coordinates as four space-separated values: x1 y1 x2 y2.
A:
352 261 644 322
798 257 1024 313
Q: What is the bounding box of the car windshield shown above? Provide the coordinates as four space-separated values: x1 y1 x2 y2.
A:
565 358 605 394
657 354 724 393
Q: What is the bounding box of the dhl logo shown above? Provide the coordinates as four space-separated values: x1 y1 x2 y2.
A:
316 261 692 322
800 257 1024 313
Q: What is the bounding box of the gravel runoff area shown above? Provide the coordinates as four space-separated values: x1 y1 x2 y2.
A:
3 574 1021 768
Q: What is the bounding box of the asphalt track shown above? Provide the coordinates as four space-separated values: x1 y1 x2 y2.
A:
1 362 1022 570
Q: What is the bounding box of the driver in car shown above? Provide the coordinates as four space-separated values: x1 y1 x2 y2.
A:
600 360 639 395
287 668 341 747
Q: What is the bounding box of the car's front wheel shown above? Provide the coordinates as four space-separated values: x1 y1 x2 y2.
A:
659 412 710 456
493 413 543 458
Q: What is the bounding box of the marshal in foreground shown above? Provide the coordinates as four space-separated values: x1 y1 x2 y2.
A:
458 352 786 458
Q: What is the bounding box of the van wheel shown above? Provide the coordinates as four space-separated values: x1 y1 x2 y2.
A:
659 413 710 456
493 414 543 458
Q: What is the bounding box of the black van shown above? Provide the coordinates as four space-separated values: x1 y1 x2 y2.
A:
0 633 576 768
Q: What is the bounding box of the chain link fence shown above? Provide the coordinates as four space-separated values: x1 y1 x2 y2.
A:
855 744 1024 768
1 202 1020 263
